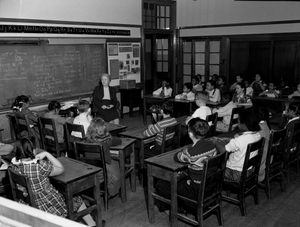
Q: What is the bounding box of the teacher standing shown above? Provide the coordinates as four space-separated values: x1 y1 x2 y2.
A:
92 73 120 124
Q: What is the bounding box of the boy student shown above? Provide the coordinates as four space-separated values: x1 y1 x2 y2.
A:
143 101 177 157
185 91 211 125
175 82 195 101
72 99 93 138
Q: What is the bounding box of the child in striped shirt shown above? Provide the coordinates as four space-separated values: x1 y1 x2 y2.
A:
143 101 177 157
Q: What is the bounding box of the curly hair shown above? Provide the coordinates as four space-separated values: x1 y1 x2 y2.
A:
85 117 110 142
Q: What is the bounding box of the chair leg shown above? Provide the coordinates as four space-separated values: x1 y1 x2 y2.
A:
238 193 246 216
253 186 259 205
216 203 223 226
266 178 271 200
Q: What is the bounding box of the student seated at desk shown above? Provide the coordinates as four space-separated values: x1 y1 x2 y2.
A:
155 118 217 213
244 80 253 97
143 101 177 157
277 102 300 129
44 101 72 148
11 137 95 226
213 108 261 182
259 82 279 98
72 99 92 138
152 78 172 97
250 73 265 97
185 91 211 125
84 117 121 197
206 80 221 103
191 76 203 93
229 74 243 92
288 83 300 99
175 82 195 101
213 82 252 132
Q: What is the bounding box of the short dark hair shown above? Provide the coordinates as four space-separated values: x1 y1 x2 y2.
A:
289 102 300 116
183 82 193 91
48 100 61 111
187 118 209 139
238 109 261 131
192 76 200 83
78 99 90 113
218 75 226 83
207 80 216 88
160 101 173 115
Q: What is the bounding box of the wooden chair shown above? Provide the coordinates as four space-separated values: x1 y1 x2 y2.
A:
222 137 265 216
228 106 245 132
38 117 64 157
73 142 109 211
6 113 19 140
176 152 227 227
206 112 218 138
161 122 181 154
285 121 300 181
8 167 37 208
259 128 287 199
14 112 32 138
64 122 85 159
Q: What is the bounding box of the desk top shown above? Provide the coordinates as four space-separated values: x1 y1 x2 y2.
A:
145 145 190 171
252 96 288 102
144 94 173 100
110 137 136 150
50 157 102 184
176 116 188 125
105 123 127 132
118 127 156 141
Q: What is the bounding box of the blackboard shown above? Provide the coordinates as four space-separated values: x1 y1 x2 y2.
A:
0 44 107 105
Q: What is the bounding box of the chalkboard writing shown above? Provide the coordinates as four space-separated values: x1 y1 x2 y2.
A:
0 25 130 36
0 44 107 105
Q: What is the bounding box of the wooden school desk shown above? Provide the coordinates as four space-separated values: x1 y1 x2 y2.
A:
110 138 136 203
119 87 143 118
251 96 288 115
50 157 104 227
145 147 189 227
105 122 127 136
118 127 156 187
143 94 173 125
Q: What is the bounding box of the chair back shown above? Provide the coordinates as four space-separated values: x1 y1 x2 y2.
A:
206 112 218 138
228 106 245 132
8 167 37 208
73 141 108 209
266 128 287 175
241 137 265 188
199 151 227 209
14 112 32 139
64 122 85 159
6 113 19 140
161 122 181 153
38 117 61 157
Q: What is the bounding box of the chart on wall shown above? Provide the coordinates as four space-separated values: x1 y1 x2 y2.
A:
107 42 140 83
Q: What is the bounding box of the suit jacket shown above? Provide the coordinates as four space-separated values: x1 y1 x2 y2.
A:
92 85 119 113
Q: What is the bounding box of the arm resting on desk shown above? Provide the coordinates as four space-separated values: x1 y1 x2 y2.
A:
35 151 64 176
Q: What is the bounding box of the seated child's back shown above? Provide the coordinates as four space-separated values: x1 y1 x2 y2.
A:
72 99 92 138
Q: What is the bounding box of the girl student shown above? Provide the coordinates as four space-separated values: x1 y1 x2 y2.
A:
175 82 195 101
191 76 203 92
11 137 96 226
84 117 122 197
44 100 73 148
288 83 300 99
229 74 243 92
205 80 221 103
213 82 252 132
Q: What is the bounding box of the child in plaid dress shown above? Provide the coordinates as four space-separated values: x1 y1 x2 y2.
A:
11 137 95 226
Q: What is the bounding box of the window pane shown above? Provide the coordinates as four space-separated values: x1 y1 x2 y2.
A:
163 62 168 72
183 75 191 84
166 6 170 17
165 18 170 30
195 41 205 52
195 53 205 64
157 39 162 49
210 41 220 52
183 54 191 64
163 51 168 60
195 65 205 75
156 5 160 16
163 39 168 50
161 18 165 29
210 65 219 75
161 6 165 17
144 3 148 10
183 64 191 74
157 62 162 72
156 18 159 29
210 54 220 64
157 51 162 61
183 41 192 52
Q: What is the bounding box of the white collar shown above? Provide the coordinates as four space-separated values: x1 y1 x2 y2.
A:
11 157 38 165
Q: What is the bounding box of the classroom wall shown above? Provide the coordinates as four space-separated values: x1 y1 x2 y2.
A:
177 0 300 36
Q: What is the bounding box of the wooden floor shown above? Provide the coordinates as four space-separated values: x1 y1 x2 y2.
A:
101 113 300 227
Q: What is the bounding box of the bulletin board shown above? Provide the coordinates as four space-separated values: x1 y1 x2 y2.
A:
107 42 141 84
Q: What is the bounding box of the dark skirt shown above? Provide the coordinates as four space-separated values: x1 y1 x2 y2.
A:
95 99 119 122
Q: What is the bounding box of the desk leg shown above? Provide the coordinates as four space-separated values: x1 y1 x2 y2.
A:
65 186 75 220
94 173 104 227
119 150 126 203
170 172 178 227
139 141 145 187
130 144 136 192
147 165 155 223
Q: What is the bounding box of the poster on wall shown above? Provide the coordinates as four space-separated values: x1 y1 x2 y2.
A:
107 42 141 85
